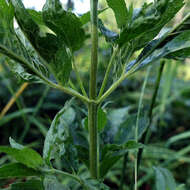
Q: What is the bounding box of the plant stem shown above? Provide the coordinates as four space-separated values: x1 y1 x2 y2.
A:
96 14 190 104
88 103 98 178
137 60 165 171
97 71 131 104
72 59 88 97
98 46 118 98
0 82 28 119
88 0 99 179
41 168 81 184
134 66 151 190
119 153 128 190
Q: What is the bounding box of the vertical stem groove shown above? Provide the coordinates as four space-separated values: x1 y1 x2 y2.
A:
89 0 99 179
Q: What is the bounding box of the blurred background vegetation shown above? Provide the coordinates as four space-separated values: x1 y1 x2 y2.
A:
1 0 190 189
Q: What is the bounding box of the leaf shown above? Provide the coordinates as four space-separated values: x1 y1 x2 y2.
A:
102 107 130 143
43 99 75 165
9 137 24 150
80 8 108 25
118 0 185 48
42 0 85 51
100 140 143 178
154 167 177 190
166 131 190 147
10 0 58 61
10 180 44 190
50 44 72 84
132 30 190 73
7 59 39 81
0 146 43 169
154 167 166 190
10 0 72 84
82 108 107 132
136 12 190 64
98 108 107 132
44 175 69 190
108 107 130 128
106 0 128 28
0 163 41 179
98 19 118 43
82 178 110 190
114 113 148 144
0 0 43 81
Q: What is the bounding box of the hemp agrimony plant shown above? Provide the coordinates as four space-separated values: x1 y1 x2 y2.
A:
0 0 190 189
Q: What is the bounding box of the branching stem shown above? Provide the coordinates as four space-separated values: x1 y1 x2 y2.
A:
98 46 119 98
72 58 88 97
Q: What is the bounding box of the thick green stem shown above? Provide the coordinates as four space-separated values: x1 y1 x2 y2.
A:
89 0 99 179
88 103 98 178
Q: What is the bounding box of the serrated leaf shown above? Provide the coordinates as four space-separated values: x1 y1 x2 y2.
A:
43 99 75 165
118 0 185 48
0 163 41 179
42 0 85 51
10 180 44 190
0 146 43 169
98 19 118 43
106 0 128 28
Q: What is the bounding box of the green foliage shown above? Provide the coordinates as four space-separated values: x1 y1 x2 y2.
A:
0 0 41 81
100 140 143 178
10 180 44 190
118 0 185 48
82 178 110 190
132 30 190 73
44 175 69 190
43 99 75 165
154 167 184 190
10 0 72 84
0 0 190 189
80 8 108 25
106 0 128 28
98 19 118 43
42 0 85 52
0 163 41 179
84 107 107 132
0 146 43 169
